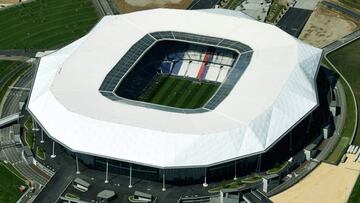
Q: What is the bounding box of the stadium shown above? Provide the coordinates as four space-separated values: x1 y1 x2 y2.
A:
27 8 324 184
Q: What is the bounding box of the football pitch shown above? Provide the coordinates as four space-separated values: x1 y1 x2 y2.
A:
140 75 220 109
0 0 99 50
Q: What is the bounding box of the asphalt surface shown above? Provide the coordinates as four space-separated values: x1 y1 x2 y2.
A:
1 67 34 117
188 0 220 9
323 29 360 53
276 8 312 37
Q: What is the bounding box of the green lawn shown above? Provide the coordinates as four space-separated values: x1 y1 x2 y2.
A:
0 163 26 203
328 39 360 145
24 117 32 130
326 136 350 164
25 131 35 149
348 175 360 203
208 180 245 193
36 147 46 160
241 173 262 183
142 76 220 109
266 161 289 175
339 0 360 10
0 0 99 50
24 117 35 149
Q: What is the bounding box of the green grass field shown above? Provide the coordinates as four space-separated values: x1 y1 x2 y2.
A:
328 39 360 145
348 174 360 203
0 0 99 50
36 147 46 160
339 0 360 10
140 75 220 109
0 163 25 203
323 39 359 165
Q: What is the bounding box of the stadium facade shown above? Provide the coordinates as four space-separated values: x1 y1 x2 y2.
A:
27 9 323 184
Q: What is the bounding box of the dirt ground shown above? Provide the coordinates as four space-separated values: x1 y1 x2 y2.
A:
115 0 193 13
0 0 20 3
299 4 359 48
271 154 360 203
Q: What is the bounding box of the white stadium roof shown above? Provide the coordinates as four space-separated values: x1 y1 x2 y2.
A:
28 9 322 168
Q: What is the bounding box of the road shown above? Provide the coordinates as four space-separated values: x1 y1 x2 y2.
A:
322 1 360 20
323 29 360 53
1 67 34 117
0 66 49 202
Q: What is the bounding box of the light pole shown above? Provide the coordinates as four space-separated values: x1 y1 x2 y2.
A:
128 165 133 188
50 141 56 158
104 160 109 183
162 171 166 191
40 129 44 143
203 168 208 187
76 155 80 174
233 160 238 180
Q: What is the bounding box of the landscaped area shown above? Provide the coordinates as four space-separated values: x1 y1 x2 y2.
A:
24 117 35 149
348 174 360 203
323 39 359 165
36 146 46 160
223 0 242 10
265 0 286 23
327 39 360 145
208 173 261 193
0 0 99 50
266 161 289 175
0 163 26 203
208 180 245 193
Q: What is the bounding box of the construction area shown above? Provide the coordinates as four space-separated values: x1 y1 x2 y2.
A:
299 2 360 48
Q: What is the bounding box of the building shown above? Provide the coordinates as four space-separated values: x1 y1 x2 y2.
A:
27 8 323 184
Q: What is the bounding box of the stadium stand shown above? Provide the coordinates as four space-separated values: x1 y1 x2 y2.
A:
205 64 221 81
217 67 230 82
115 40 239 100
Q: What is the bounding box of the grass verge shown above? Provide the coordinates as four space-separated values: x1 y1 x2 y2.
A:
265 0 286 23
36 146 46 160
348 174 360 203
208 180 245 193
0 163 26 203
327 39 360 145
339 0 360 10
266 161 289 175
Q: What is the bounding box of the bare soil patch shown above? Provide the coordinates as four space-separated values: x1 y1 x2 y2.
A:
299 4 359 48
115 0 192 13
